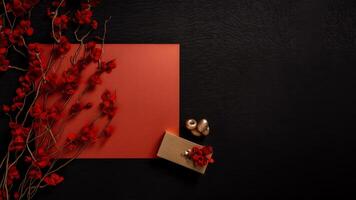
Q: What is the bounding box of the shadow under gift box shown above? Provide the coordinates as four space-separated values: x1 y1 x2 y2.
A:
36 44 179 158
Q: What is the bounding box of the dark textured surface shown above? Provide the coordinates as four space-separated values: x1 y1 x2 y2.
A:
1 0 356 199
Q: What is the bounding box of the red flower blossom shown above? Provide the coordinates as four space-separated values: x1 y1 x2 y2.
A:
53 15 69 29
28 168 42 180
9 122 30 137
90 48 102 62
7 166 20 185
88 73 102 88
100 60 116 73
9 136 25 152
65 133 79 151
79 124 98 142
44 173 64 186
69 102 83 115
91 19 98 30
7 0 39 16
42 74 59 93
75 9 93 25
54 36 71 56
60 66 81 97
103 125 114 137
2 105 10 113
66 132 77 142
32 146 52 168
100 90 117 118
13 191 20 200
188 146 214 167
86 41 96 49
11 102 23 111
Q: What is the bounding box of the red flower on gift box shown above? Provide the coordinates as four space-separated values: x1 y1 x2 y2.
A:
188 146 214 167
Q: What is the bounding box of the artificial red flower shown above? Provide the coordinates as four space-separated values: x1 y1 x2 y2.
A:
103 125 114 137
0 56 10 72
16 87 26 99
87 41 96 49
100 90 117 118
0 48 6 54
66 132 78 142
188 146 214 167
65 133 79 151
60 66 81 97
42 74 59 93
54 36 71 56
2 105 10 113
24 156 33 163
75 8 93 25
11 102 23 111
0 190 6 200
7 166 20 185
79 124 98 142
7 0 39 16
90 48 102 62
69 102 83 115
100 60 116 73
13 191 20 200
91 19 98 29
9 122 30 137
47 103 62 121
53 15 69 29
28 168 42 180
18 75 32 91
43 173 64 186
0 66 9 72
88 73 102 88
9 136 25 152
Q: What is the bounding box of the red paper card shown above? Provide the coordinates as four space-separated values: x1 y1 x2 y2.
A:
38 44 179 158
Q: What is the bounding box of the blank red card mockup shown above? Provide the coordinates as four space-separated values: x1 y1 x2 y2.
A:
38 44 179 158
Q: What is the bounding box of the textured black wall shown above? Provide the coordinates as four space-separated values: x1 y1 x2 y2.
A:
1 0 355 199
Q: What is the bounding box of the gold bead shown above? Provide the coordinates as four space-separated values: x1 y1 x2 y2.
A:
183 149 191 156
197 119 209 133
201 126 210 136
185 119 197 130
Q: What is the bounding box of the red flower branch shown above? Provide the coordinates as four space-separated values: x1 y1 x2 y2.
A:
0 0 115 199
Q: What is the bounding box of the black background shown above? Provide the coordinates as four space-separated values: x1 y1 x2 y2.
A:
1 0 356 199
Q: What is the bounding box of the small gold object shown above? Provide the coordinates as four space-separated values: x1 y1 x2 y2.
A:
201 126 210 136
185 118 210 137
183 149 191 156
185 119 197 130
